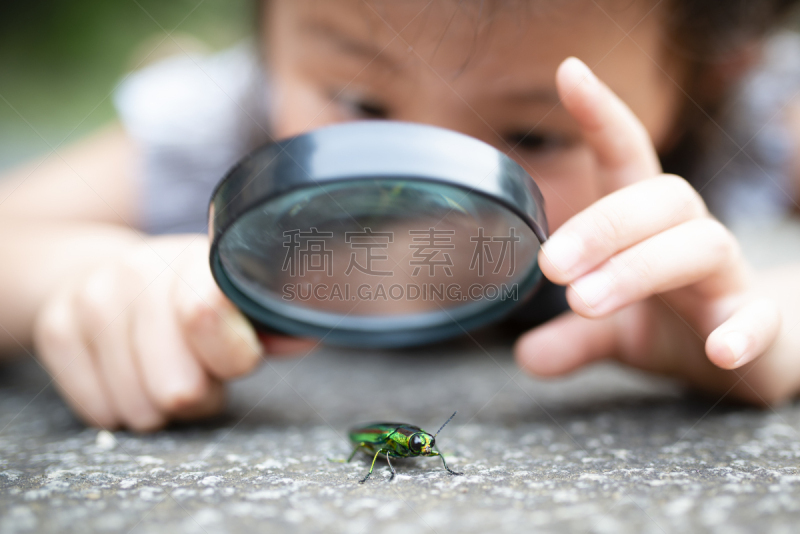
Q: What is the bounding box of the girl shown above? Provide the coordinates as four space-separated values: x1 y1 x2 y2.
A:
2 0 800 431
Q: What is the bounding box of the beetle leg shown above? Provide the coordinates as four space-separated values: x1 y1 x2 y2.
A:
386 453 396 482
360 449 384 484
433 447 462 476
347 443 368 463
328 443 367 463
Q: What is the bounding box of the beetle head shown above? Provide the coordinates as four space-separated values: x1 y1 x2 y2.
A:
409 433 433 455
410 412 456 455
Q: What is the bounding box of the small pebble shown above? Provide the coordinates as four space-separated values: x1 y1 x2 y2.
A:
95 430 117 451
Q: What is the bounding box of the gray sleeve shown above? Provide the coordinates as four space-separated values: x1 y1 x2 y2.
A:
113 43 273 235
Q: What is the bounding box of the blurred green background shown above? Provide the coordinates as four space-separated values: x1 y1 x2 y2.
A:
0 0 253 170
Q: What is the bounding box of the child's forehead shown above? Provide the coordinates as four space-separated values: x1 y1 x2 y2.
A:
285 0 662 41
281 0 666 75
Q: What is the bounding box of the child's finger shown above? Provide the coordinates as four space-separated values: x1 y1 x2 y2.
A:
565 218 749 318
540 175 708 283
34 291 118 429
93 332 167 432
171 377 226 421
706 298 781 370
172 253 263 380
556 57 662 192
513 311 619 376
75 269 166 432
132 273 215 416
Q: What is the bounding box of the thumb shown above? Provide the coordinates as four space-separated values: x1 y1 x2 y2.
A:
514 311 620 376
172 240 263 379
556 57 662 194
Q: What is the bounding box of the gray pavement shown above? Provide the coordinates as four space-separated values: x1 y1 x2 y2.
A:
2 333 800 534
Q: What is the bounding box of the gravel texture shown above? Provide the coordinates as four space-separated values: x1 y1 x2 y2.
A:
2 333 800 534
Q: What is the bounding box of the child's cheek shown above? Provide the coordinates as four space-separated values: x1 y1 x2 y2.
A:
518 144 598 232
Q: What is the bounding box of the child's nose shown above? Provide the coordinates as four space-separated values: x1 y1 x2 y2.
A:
395 84 491 145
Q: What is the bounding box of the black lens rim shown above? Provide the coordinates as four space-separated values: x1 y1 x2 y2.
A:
208 121 549 348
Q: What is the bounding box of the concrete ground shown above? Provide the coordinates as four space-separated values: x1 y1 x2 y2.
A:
1 212 799 534
2 332 800 534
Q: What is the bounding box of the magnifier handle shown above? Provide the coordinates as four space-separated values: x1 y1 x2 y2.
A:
249 317 284 337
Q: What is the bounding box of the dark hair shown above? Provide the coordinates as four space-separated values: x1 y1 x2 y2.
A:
664 0 798 104
658 0 800 180
667 0 799 60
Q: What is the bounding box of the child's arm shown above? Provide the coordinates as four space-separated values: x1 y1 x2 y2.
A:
515 58 800 405
0 125 140 349
0 125 312 431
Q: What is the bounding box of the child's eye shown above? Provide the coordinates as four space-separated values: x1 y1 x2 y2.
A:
504 131 566 153
336 94 390 120
353 100 389 119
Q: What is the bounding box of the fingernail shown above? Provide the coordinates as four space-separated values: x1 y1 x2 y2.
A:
564 57 597 88
725 331 750 366
223 310 262 357
541 233 583 274
570 270 613 309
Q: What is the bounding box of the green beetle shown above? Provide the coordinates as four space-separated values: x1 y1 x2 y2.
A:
343 411 463 483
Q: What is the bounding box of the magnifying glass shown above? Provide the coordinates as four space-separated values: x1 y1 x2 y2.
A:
209 121 548 348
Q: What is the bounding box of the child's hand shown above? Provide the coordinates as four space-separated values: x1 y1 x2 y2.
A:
515 58 792 404
33 236 314 431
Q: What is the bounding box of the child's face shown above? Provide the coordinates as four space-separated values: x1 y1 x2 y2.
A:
265 0 685 230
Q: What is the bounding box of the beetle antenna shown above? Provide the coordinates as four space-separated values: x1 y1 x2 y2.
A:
433 411 457 437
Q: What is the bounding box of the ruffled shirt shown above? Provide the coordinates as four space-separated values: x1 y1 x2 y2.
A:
114 42 273 234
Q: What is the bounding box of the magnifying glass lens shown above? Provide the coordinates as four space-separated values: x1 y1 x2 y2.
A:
218 178 540 332
210 121 548 347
